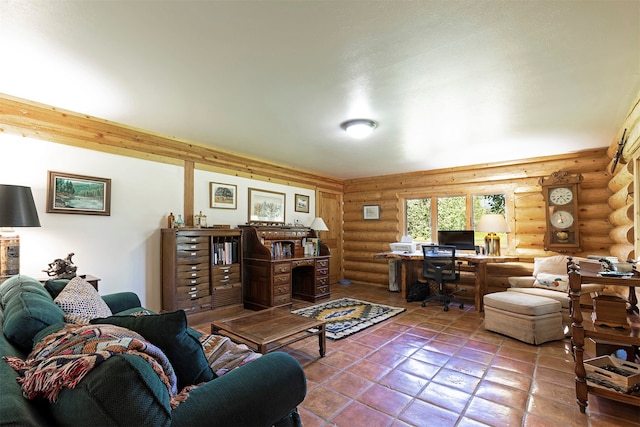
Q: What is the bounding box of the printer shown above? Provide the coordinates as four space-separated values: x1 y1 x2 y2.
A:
389 236 422 252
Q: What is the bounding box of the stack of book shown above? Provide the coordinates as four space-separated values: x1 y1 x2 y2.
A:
591 294 629 328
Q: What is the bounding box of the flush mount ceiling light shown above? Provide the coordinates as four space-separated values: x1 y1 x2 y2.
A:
340 119 378 139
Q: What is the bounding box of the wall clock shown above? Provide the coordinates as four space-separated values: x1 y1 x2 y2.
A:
539 171 583 252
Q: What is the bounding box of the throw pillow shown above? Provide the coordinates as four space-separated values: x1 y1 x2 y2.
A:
533 255 568 277
90 310 215 389
53 276 112 324
533 272 570 292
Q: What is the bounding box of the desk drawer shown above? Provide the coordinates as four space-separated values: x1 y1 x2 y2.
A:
316 284 329 295
176 235 209 245
177 295 211 311
315 258 329 269
177 254 210 265
177 282 209 297
292 259 314 268
177 242 208 251
274 283 290 296
315 276 329 286
273 262 291 275
273 293 291 305
273 273 291 285
177 262 208 273
315 267 329 277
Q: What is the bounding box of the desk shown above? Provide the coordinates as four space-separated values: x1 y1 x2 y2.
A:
375 251 518 311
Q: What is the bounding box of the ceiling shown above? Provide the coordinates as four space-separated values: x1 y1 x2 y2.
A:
1 1 639 180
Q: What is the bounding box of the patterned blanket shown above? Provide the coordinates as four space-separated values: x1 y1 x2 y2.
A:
3 324 191 408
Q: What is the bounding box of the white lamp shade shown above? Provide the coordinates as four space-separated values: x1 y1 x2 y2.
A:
310 217 329 231
476 214 509 233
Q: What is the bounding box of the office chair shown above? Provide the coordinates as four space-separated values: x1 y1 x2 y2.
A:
421 244 465 311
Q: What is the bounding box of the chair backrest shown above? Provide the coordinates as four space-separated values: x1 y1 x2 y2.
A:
421 245 458 283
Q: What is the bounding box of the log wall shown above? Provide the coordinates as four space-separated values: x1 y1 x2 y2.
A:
343 149 614 298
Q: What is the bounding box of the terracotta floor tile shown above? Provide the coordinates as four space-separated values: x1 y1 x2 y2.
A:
366 348 407 369
396 357 441 380
483 366 533 392
328 371 374 399
464 396 524 426
346 359 391 382
418 381 472 413
530 377 576 407
490 354 535 376
319 349 360 370
357 383 412 417
444 357 488 378
431 368 482 393
303 360 342 384
379 369 429 395
331 401 394 427
410 348 451 366
474 380 529 410
421 339 460 356
464 338 501 354
301 385 350 420
280 283 639 426
526 394 584 426
399 398 460 427
454 347 495 365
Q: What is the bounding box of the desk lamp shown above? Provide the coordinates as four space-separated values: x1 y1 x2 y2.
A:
0 185 41 283
310 217 329 256
476 214 509 256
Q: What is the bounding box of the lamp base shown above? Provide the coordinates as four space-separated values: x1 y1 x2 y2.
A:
0 235 20 284
484 233 501 256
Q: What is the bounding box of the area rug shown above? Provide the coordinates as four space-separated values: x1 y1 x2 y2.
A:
291 298 405 340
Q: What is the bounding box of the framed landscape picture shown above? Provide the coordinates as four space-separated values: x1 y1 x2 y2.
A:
248 188 285 224
294 194 309 213
363 204 380 220
210 182 237 209
47 171 111 216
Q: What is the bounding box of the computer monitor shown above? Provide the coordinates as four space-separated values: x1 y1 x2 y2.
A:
437 230 475 251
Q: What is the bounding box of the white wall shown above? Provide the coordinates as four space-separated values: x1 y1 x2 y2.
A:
1 135 316 311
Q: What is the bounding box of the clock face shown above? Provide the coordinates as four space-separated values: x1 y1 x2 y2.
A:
550 210 574 229
549 187 573 205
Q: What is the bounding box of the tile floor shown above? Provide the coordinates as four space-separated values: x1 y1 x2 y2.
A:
275 283 640 427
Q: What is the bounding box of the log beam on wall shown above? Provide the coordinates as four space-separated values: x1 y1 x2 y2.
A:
0 94 344 193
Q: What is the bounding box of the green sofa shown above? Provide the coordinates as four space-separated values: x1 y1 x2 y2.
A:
0 275 306 426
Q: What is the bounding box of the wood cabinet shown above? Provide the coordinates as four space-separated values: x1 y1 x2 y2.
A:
568 263 640 413
240 225 330 310
161 228 242 324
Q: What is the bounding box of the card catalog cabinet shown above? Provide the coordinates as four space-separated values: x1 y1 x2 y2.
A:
162 228 242 324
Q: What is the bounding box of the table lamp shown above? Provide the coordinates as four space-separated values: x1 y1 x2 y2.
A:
310 217 329 256
0 185 41 283
476 214 509 256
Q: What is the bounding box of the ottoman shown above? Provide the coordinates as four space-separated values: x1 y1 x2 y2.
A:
483 292 564 344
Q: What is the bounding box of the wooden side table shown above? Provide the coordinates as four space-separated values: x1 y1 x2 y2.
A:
38 274 101 291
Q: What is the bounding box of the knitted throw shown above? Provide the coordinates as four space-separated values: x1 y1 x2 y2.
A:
4 323 193 408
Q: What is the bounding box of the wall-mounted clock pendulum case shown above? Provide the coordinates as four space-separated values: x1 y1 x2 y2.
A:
540 171 582 252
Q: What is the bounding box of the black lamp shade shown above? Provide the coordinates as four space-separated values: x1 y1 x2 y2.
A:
0 185 41 227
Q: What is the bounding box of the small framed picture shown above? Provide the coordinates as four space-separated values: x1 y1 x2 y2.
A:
363 205 380 220
294 194 310 213
210 182 237 209
47 171 111 216
248 188 286 224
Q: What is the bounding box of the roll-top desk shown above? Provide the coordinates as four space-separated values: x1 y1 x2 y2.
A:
240 225 330 310
161 228 242 325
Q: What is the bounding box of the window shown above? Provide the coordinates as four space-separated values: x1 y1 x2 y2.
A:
405 193 506 247
406 197 432 241
472 194 507 247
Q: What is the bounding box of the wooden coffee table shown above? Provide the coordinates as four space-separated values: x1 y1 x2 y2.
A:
211 308 326 357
